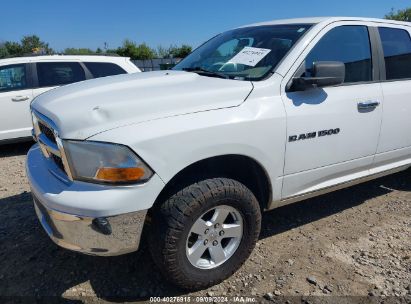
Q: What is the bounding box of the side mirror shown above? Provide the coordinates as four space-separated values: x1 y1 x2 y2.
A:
290 61 345 91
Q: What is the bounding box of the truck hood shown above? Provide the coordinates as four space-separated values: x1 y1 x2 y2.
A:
31 70 253 140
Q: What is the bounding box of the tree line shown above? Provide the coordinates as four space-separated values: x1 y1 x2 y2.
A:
0 36 192 60
385 7 411 21
1 8 409 60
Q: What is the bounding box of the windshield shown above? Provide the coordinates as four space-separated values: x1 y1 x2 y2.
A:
173 24 312 81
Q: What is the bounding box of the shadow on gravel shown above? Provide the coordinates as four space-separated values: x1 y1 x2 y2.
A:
0 141 33 158
0 167 409 302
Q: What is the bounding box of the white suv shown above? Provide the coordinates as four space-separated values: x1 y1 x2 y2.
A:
0 55 140 143
27 17 411 290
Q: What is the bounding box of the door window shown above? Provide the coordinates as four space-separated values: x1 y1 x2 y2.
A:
36 62 86 87
84 62 127 78
305 26 373 83
0 64 27 92
378 27 411 80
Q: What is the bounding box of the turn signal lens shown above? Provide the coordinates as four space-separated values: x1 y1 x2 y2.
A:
63 140 153 184
96 167 145 182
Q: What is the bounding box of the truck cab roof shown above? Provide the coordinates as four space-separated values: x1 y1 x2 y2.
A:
243 16 411 28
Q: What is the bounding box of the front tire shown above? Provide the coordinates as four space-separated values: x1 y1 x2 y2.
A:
148 178 261 290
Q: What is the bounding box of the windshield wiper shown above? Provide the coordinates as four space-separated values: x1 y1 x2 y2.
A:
182 67 229 79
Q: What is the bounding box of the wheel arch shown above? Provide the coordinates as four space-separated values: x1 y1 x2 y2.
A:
152 154 273 212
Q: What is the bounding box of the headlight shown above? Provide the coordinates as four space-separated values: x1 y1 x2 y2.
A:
63 140 153 184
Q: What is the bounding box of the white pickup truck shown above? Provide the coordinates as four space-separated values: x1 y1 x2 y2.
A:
27 17 411 290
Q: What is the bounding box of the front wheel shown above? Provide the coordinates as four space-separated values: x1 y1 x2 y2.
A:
148 178 261 290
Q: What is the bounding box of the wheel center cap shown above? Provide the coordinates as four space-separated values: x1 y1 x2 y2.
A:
208 229 218 241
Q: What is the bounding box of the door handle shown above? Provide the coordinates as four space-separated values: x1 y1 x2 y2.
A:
12 96 30 102
357 101 380 110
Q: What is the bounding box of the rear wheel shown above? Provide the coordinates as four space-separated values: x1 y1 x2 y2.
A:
148 178 261 290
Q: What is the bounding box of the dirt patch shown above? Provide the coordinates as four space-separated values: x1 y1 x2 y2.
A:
0 142 410 303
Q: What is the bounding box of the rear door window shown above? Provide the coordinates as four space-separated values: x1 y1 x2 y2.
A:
36 62 86 87
0 64 27 92
378 27 411 80
84 62 127 78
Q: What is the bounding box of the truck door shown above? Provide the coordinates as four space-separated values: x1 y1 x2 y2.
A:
373 26 411 171
280 23 383 199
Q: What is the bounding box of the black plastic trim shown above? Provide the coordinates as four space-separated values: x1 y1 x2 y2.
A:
368 26 386 81
25 63 35 88
79 62 93 80
29 62 39 88
0 136 33 146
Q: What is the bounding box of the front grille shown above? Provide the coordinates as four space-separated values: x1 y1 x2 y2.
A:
38 122 57 144
51 154 65 172
32 110 71 179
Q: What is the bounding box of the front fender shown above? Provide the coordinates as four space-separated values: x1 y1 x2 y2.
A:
90 90 286 202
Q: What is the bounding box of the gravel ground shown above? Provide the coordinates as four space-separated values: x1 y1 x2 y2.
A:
0 142 410 303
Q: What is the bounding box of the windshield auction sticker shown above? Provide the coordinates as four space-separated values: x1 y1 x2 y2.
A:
229 46 271 67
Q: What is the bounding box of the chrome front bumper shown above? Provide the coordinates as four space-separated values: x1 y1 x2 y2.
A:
33 195 147 256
